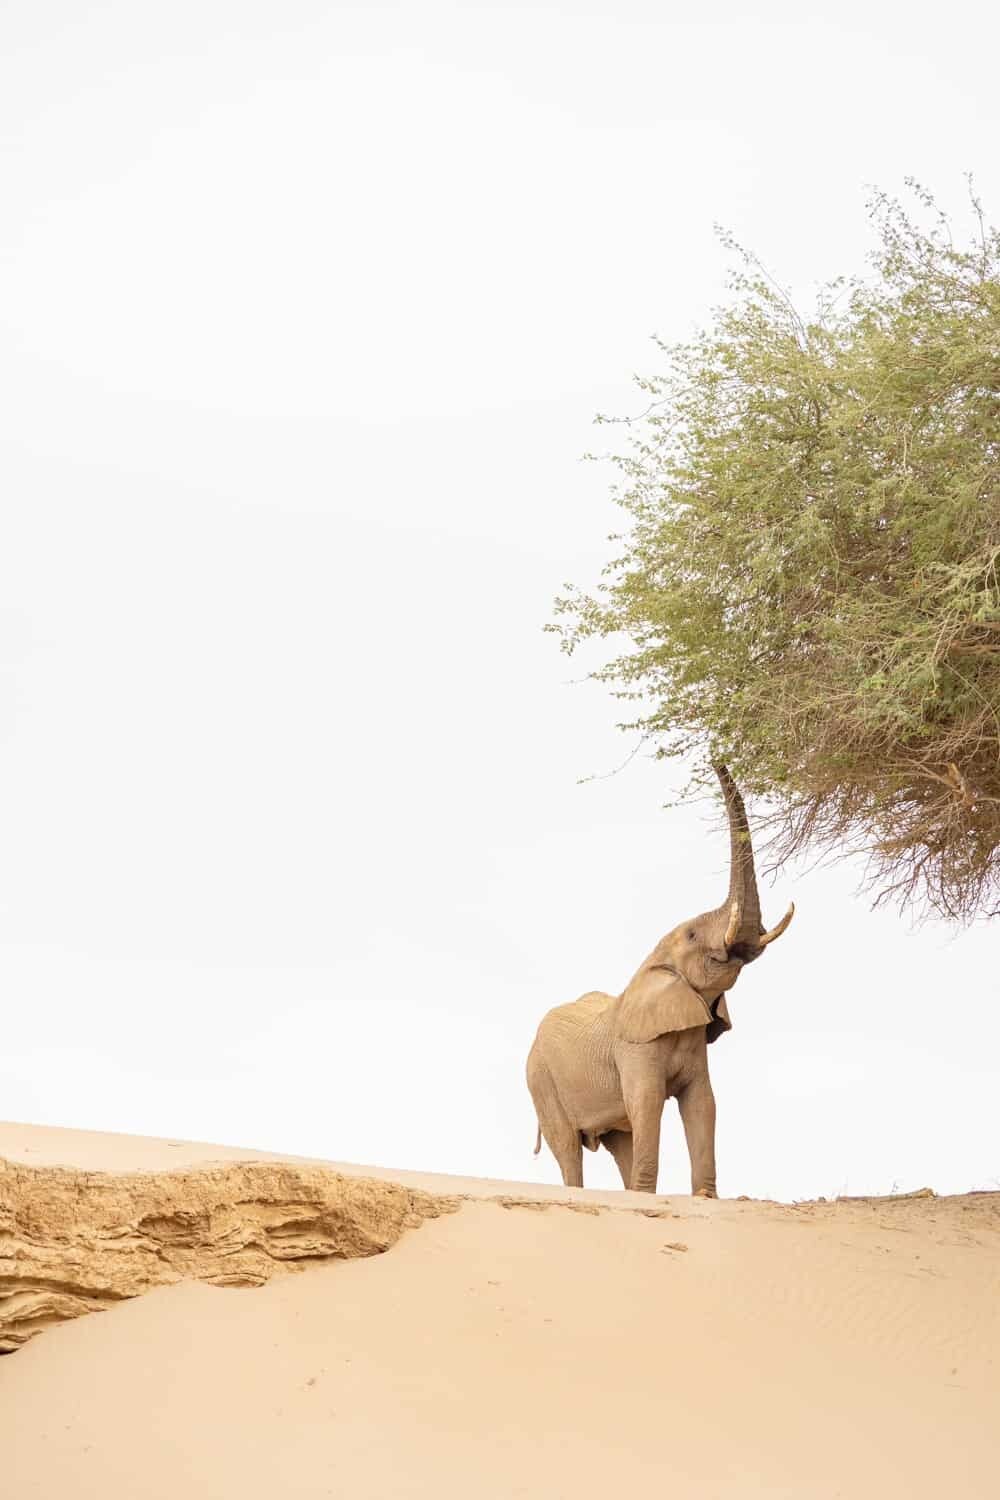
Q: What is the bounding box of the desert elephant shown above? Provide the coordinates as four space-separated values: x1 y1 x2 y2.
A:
526 764 793 1196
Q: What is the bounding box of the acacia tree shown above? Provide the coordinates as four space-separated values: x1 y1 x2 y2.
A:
551 182 1000 922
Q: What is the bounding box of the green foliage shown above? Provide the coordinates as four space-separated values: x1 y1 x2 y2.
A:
551 181 1000 921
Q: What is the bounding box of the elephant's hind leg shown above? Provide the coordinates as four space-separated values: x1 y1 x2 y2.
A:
552 1133 583 1188
526 1052 584 1188
601 1129 633 1189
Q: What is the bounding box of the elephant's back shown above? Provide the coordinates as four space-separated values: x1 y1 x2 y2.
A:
534 991 618 1062
541 989 616 1032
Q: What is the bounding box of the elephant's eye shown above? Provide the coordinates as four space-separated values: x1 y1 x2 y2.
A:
687 929 696 941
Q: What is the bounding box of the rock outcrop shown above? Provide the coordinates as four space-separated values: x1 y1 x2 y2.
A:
0 1158 458 1352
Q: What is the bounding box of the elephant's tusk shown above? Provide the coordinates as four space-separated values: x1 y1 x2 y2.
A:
723 897 742 949
758 902 795 948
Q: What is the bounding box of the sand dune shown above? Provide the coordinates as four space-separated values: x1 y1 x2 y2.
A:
2 1123 998 1498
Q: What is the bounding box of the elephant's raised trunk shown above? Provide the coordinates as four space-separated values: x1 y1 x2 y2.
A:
713 763 794 959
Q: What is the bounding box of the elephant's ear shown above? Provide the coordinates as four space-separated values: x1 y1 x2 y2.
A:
615 965 711 1045
706 995 732 1045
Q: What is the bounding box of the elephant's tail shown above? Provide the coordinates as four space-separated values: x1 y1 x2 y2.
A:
533 1125 541 1156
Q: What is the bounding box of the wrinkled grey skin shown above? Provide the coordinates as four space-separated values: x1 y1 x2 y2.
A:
526 766 794 1196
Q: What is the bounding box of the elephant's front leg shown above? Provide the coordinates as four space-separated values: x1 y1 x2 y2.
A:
677 1073 717 1198
619 1046 666 1193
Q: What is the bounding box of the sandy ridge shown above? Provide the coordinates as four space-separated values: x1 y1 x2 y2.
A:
4 1129 999 1356
0 1149 682 1354
0 1156 461 1352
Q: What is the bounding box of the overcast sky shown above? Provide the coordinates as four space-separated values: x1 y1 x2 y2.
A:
2 1 998 1200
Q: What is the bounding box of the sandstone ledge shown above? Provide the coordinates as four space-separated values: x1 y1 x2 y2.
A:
0 1158 459 1353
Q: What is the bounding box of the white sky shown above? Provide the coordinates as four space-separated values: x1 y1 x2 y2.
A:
2 0 998 1200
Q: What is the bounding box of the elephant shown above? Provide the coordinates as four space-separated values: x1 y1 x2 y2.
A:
526 764 794 1196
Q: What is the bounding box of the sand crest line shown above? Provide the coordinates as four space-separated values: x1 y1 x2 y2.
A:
4 1140 995 1355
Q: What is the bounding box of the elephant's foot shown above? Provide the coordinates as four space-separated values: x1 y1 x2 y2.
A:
692 1186 717 1199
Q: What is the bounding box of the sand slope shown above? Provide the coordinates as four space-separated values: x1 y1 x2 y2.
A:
2 1123 998 1499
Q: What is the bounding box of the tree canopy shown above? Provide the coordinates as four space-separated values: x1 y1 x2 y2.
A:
551 182 1000 922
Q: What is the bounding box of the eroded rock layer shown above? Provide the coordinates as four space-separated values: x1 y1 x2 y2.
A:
0 1158 458 1352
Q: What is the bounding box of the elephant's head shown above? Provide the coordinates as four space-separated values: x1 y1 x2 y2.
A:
616 764 794 1046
